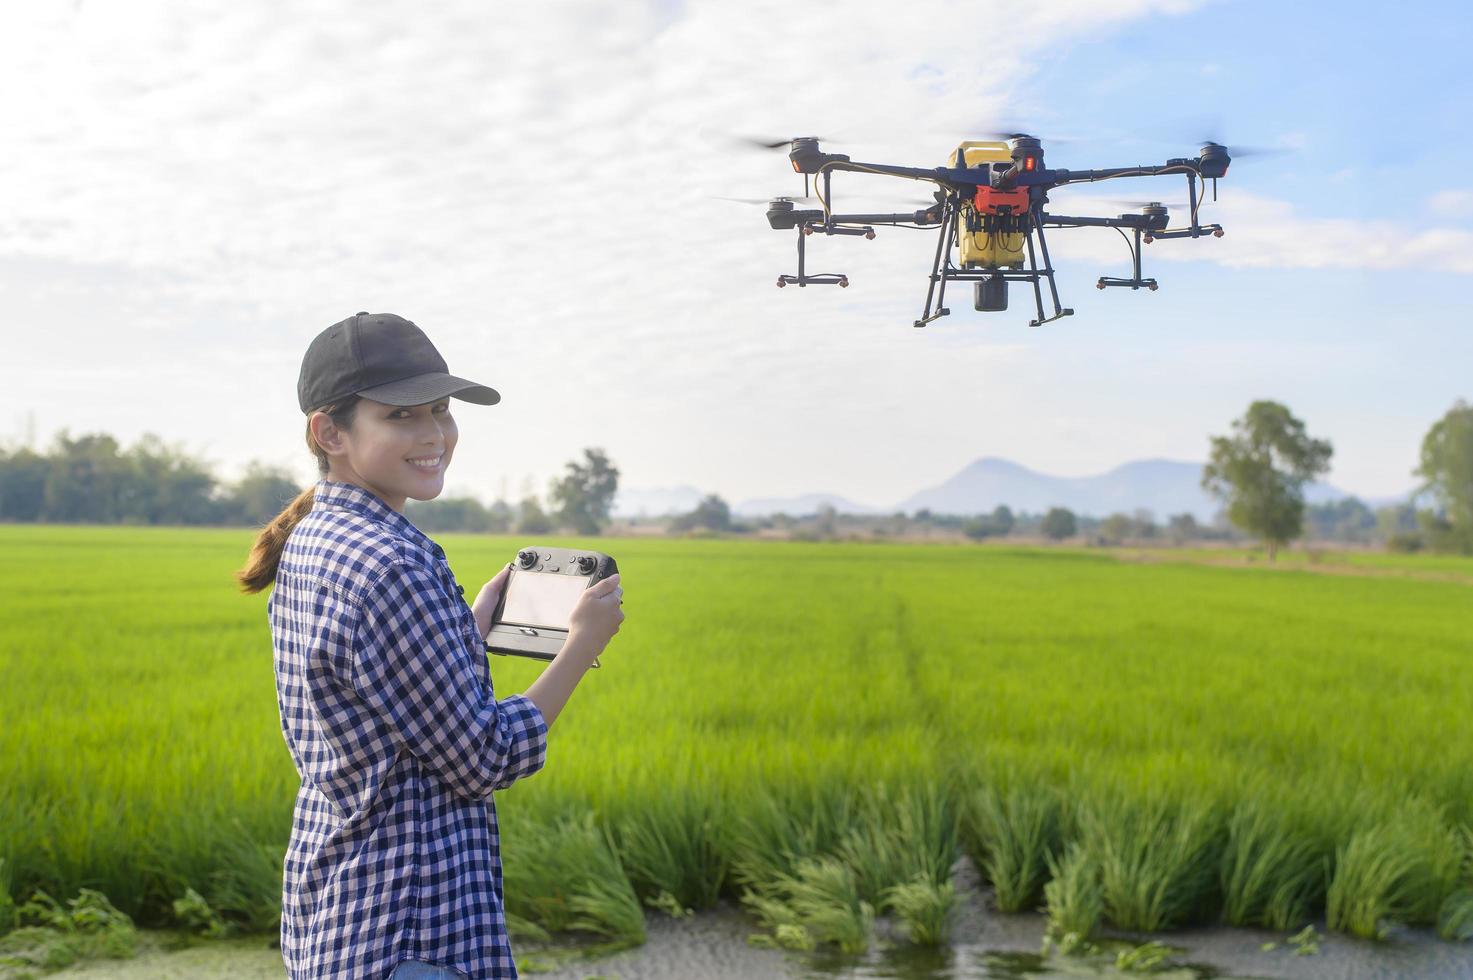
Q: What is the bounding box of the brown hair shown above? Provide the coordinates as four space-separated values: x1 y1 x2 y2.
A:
235 396 362 594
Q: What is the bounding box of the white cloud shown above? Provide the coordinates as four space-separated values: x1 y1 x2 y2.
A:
1427 189 1473 218
1045 190 1473 274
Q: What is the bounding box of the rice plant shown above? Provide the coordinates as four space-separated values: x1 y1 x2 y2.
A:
964 781 1064 912
833 781 958 910
1219 798 1328 930
743 855 873 955
501 811 645 948
1078 794 1224 932
1327 807 1466 941
1043 841 1103 953
3 525 1471 951
883 873 957 945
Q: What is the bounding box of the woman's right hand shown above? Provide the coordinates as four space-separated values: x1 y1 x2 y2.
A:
566 573 623 660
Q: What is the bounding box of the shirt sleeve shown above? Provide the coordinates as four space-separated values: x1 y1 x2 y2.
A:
348 558 548 798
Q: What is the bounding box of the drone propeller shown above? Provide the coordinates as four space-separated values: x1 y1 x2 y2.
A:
1196 139 1286 159
715 195 819 206
729 134 834 152
1103 198 1193 210
929 121 1087 147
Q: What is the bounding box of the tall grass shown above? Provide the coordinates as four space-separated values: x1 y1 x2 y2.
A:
963 780 1066 913
2 526 1472 953
1076 793 1224 931
501 811 645 947
1043 841 1103 949
1326 800 1466 940
1219 795 1328 930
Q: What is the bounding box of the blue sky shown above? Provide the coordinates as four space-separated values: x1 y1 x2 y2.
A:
0 0 1467 508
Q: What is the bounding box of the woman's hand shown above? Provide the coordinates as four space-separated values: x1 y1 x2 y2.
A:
470 564 514 640
566 573 623 660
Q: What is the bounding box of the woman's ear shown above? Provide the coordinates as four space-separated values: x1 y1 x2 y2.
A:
309 411 347 457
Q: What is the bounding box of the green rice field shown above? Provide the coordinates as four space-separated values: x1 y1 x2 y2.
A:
2 524 1472 960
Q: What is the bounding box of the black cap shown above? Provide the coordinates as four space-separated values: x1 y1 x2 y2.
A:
297 312 500 414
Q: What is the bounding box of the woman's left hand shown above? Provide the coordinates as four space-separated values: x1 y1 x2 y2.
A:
470 564 514 640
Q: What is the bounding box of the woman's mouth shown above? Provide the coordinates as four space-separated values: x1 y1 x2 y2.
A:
407 453 444 472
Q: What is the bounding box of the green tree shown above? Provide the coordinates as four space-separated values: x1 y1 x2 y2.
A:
1040 507 1076 541
671 493 732 533
515 496 554 535
1166 512 1200 545
122 433 220 524
43 431 128 523
1202 401 1332 560
0 448 49 521
405 496 492 532
547 448 620 536
963 504 1015 541
1097 512 1133 546
225 463 302 526
1414 399 1473 554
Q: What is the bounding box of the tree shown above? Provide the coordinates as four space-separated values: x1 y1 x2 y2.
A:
963 504 1015 541
670 493 732 533
1166 512 1200 545
515 496 554 534
43 431 128 523
486 499 514 533
1097 512 1133 546
813 503 838 539
122 433 219 525
0 448 49 521
1414 399 1473 554
1305 497 1376 544
1040 507 1076 541
225 462 303 526
1202 400 1332 560
547 448 620 536
405 496 492 532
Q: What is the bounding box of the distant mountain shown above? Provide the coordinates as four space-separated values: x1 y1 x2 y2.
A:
895 457 1360 523
732 493 883 518
615 458 1411 523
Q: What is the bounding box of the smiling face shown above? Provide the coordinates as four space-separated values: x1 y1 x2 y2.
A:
309 395 458 513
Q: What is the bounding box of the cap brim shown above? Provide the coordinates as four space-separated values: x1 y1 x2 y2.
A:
355 372 501 407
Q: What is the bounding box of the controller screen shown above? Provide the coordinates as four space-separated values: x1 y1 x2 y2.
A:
499 572 589 629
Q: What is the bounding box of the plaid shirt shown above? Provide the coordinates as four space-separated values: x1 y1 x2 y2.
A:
268 479 548 979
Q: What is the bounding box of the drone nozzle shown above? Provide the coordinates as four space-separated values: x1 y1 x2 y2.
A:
1198 142 1230 179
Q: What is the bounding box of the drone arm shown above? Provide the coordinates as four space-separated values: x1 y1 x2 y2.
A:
1042 163 1200 187
827 210 943 226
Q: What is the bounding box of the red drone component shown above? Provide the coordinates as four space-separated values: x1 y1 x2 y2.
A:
973 186 1030 213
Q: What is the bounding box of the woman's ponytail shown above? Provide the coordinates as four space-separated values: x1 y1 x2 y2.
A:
234 396 361 594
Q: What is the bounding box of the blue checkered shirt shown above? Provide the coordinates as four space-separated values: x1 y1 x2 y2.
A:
268 479 548 979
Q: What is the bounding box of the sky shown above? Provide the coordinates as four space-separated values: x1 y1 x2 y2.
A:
1 0 1470 510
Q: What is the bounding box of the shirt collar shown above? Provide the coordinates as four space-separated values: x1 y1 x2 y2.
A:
313 479 443 560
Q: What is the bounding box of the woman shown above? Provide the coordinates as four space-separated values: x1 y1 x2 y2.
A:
235 312 624 979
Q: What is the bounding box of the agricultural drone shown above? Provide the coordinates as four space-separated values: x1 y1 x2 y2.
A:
751 135 1232 328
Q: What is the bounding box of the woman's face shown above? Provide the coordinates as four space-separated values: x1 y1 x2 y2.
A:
315 395 458 512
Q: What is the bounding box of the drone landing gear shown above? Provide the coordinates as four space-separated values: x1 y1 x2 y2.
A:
776 223 848 288
913 202 1073 328
1096 226 1158 291
1097 277 1158 290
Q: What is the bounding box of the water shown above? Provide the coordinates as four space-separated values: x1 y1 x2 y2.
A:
42 857 1473 979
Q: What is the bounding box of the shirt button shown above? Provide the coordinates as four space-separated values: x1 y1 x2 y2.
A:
431 544 444 558
456 584 465 596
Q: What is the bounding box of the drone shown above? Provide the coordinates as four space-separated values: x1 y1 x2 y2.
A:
754 135 1230 327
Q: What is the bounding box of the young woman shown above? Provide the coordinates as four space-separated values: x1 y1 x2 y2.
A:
235 312 624 979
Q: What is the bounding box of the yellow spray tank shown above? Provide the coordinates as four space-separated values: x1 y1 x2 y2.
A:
950 141 1028 269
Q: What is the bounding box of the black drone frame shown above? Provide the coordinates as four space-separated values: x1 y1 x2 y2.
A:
767 136 1228 328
